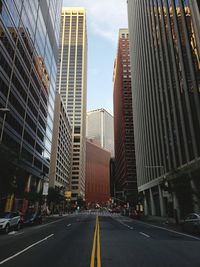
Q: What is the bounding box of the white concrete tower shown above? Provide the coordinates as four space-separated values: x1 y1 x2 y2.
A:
57 7 87 200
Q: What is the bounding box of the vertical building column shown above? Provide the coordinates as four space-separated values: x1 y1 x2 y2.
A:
172 192 181 224
143 191 148 216
34 179 42 211
37 179 42 193
158 185 166 217
149 188 156 216
25 175 32 192
21 175 32 213
190 179 200 213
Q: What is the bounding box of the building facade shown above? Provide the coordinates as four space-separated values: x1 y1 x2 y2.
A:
113 29 138 205
86 108 114 156
57 8 87 200
128 0 200 218
49 92 72 191
109 158 116 198
85 139 110 205
0 0 62 212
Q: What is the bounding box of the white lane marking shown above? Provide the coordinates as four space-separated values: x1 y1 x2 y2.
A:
140 232 150 238
36 218 66 229
8 231 17 235
8 231 24 236
67 224 71 227
0 234 54 265
132 220 200 241
15 231 24 236
117 220 133 230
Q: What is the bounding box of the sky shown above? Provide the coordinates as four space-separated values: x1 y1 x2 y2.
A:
62 0 128 115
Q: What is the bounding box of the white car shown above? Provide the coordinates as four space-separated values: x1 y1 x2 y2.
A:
0 212 21 233
182 213 200 234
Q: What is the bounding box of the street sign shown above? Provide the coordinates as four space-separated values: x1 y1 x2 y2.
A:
42 182 49 195
4 194 14 212
65 191 71 199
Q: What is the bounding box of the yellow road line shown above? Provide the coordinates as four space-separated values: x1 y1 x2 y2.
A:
90 216 98 267
97 216 101 267
90 216 101 267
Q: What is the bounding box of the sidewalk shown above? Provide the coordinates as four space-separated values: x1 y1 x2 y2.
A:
139 215 182 232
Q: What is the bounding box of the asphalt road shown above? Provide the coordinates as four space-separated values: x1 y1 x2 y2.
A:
0 212 200 267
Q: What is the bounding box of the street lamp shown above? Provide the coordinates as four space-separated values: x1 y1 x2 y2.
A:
112 196 127 204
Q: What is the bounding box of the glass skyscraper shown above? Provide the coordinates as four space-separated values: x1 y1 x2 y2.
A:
57 7 87 200
0 0 62 212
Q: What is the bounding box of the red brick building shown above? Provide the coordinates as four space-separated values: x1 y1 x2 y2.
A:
113 29 138 205
85 139 111 205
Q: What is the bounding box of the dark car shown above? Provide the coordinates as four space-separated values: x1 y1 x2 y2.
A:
182 213 200 234
110 207 121 213
129 209 141 219
23 212 42 226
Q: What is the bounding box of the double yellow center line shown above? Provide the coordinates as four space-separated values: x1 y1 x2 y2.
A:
90 216 101 267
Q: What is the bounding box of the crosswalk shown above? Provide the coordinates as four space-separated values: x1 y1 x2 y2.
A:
78 211 122 217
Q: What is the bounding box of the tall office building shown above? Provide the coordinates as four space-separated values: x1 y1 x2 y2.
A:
113 29 138 205
49 92 72 191
86 108 114 156
57 8 87 200
0 0 62 212
128 0 200 218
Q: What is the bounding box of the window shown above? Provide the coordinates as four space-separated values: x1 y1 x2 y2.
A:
72 181 79 185
74 136 80 143
74 126 80 133
72 186 78 190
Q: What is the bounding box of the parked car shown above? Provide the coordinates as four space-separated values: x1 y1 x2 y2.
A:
23 212 42 226
129 209 141 219
182 213 200 234
0 212 22 233
110 207 121 213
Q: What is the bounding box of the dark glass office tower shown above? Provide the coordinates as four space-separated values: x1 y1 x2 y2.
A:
127 0 200 218
0 0 62 212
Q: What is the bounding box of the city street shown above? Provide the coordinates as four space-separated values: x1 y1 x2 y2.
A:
0 212 200 267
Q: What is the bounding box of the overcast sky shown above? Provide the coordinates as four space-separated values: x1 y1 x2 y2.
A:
62 0 128 115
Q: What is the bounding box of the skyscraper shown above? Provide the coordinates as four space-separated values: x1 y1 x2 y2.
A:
0 0 62 212
86 108 114 156
49 92 72 191
113 29 138 205
57 7 87 200
128 0 200 218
